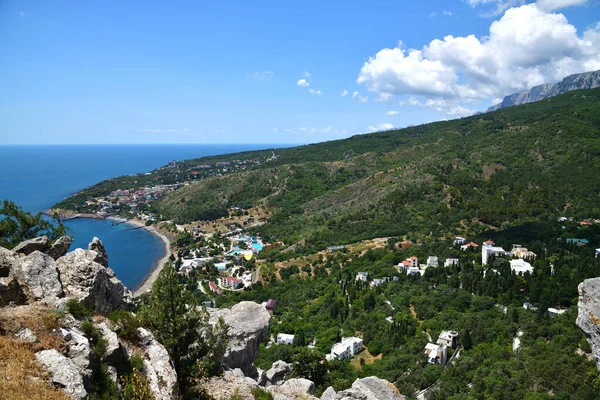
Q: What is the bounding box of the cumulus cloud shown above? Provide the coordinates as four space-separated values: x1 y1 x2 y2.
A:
374 92 394 103
248 71 274 81
308 88 322 95
367 123 395 132
358 3 600 113
297 78 310 87
340 90 348 97
429 10 453 18
352 91 368 103
385 110 399 115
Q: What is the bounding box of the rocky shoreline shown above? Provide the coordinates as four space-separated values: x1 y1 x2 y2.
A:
45 209 171 297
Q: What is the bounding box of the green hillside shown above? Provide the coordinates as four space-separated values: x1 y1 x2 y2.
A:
153 88 600 255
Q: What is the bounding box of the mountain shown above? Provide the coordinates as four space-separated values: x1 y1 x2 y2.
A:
487 69 600 112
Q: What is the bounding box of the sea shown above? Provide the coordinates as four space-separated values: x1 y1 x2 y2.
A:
0 144 286 289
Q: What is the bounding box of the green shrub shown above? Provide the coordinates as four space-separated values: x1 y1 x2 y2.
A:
108 310 141 340
251 387 273 400
66 299 91 320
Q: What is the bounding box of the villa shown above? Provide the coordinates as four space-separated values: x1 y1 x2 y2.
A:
444 258 459 267
220 276 244 289
509 259 533 275
356 272 368 282
329 337 363 361
276 333 295 345
427 256 438 268
482 240 506 265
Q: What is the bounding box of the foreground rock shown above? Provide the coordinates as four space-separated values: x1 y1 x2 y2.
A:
12 251 64 302
56 247 134 314
134 328 179 400
88 237 109 268
46 236 73 260
266 360 291 385
208 301 271 374
12 236 49 255
577 277 600 371
35 349 88 399
351 377 404 400
276 378 315 395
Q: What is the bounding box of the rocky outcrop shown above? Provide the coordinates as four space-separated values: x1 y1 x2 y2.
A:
63 326 94 387
577 277 600 371
128 328 179 400
208 301 271 374
0 247 16 276
16 327 39 343
35 349 88 399
351 377 404 400
266 360 292 385
12 236 50 255
88 237 109 268
277 378 315 395
46 236 73 260
488 69 600 112
97 321 121 363
56 248 134 314
11 251 64 302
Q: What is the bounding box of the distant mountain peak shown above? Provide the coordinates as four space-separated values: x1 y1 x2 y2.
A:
488 69 600 112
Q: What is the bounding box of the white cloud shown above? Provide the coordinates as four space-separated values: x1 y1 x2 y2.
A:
272 128 278 132
429 10 453 18
303 71 312 78
352 91 368 103
308 88 322 95
374 92 394 103
297 78 310 87
340 90 348 97
358 4 600 112
536 0 588 11
385 110 399 115
367 123 395 132
467 0 525 17
248 71 274 81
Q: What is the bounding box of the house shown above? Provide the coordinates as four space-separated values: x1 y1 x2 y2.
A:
277 333 295 345
266 299 277 314
437 330 459 349
424 343 448 366
482 241 506 265
523 302 538 311
509 259 533 275
409 256 418 268
444 258 459 267
330 337 363 360
407 266 420 275
208 281 222 295
370 278 387 287
512 245 536 260
595 248 600 258
460 242 479 251
220 276 244 289
356 272 368 282
398 260 411 272
453 236 466 246
548 307 566 317
202 300 214 308
327 245 345 252
427 256 439 268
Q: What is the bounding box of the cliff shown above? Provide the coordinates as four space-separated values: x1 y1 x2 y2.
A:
488 69 600 111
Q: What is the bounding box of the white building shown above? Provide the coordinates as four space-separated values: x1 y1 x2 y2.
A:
407 266 420 275
437 330 459 349
482 241 506 265
596 248 600 258
330 337 363 360
424 343 448 366
548 308 566 317
427 256 439 268
453 236 466 246
509 259 533 275
277 333 295 345
444 258 459 267
356 272 368 282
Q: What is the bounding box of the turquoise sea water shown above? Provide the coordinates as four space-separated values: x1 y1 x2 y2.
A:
0 144 285 288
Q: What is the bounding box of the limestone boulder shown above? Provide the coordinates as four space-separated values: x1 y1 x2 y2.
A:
16 327 39 343
56 247 134 315
320 386 338 400
207 301 271 374
12 236 49 255
266 360 291 385
577 277 600 371
97 321 121 363
277 378 315 395
35 349 88 399
136 328 179 400
350 377 404 400
88 237 108 268
11 251 63 302
46 236 73 260
64 326 93 388
0 246 16 277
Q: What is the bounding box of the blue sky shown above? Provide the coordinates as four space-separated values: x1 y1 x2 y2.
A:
0 0 598 144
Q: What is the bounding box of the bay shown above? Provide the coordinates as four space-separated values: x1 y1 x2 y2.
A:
0 144 285 289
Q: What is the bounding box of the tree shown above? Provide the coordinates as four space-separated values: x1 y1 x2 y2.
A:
0 200 69 249
291 347 328 387
139 263 228 396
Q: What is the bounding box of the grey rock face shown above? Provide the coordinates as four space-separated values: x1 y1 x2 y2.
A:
46 236 73 260
35 349 88 400
0 247 16 277
266 360 291 385
16 327 39 343
56 248 134 315
97 322 121 363
351 377 404 400
88 237 108 268
64 327 93 388
321 386 339 400
577 277 600 371
488 69 600 112
12 251 63 302
278 378 315 395
0 274 25 305
12 236 49 255
208 301 271 374
135 328 179 400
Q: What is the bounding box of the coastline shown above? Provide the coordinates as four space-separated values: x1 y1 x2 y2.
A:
48 209 171 297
